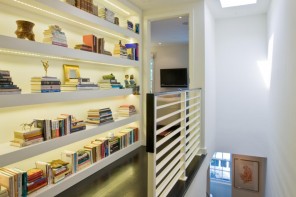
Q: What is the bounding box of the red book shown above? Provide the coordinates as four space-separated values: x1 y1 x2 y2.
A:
83 35 97 53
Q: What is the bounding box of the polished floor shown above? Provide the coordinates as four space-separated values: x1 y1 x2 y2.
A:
57 146 205 197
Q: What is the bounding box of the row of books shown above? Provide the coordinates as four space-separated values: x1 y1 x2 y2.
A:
10 114 86 147
0 70 21 95
65 0 98 16
62 127 139 173
1 127 138 196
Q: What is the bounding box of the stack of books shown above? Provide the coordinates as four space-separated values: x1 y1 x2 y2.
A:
77 78 99 90
70 119 86 133
0 168 27 197
84 144 100 163
74 44 92 52
27 168 48 194
61 150 78 174
31 76 61 93
0 186 8 197
0 70 21 95
114 41 128 59
125 43 139 61
61 79 78 92
10 127 44 147
43 25 68 47
117 104 136 117
98 79 123 90
76 149 91 171
98 8 114 23
86 108 113 125
48 159 71 184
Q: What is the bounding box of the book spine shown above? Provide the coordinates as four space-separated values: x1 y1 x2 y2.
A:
45 119 52 140
70 126 86 133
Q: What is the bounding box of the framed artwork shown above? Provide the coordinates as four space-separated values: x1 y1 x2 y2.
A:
63 64 80 82
234 158 259 192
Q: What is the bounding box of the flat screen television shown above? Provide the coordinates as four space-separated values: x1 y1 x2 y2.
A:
160 68 188 88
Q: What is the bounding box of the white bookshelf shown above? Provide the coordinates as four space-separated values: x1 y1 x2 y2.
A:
0 35 140 67
29 141 141 197
1 0 140 41
0 114 140 167
0 88 133 108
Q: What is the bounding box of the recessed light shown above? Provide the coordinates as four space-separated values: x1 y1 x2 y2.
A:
220 0 257 8
178 16 182 19
158 42 162 45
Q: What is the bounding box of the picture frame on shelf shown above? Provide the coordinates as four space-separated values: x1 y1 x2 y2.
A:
234 158 259 192
63 64 80 82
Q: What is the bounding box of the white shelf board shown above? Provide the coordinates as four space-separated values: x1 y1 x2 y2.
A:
0 114 140 167
2 0 140 41
0 88 133 108
0 35 140 67
29 141 141 197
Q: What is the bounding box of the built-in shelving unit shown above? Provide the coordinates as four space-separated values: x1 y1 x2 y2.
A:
0 114 140 167
0 0 142 196
0 88 133 108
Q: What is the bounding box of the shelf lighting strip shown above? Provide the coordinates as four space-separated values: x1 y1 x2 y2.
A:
0 49 131 67
104 0 130 15
13 0 130 41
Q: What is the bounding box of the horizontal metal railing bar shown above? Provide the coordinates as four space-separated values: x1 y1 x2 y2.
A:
186 121 200 135
186 141 200 160
156 162 183 196
186 108 200 118
186 102 200 110
186 130 200 143
153 88 201 97
186 95 200 101
156 136 184 160
156 109 185 123
159 169 184 197
186 115 200 127
156 118 183 135
156 100 184 110
156 144 183 173
186 135 200 151
156 153 183 185
186 146 199 168
156 126 184 148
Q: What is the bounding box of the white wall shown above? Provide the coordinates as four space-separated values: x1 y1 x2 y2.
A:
215 14 269 157
151 44 189 92
210 181 231 197
266 1 296 196
185 1 216 196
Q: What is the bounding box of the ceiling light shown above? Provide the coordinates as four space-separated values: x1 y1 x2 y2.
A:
220 0 257 8
158 43 162 45
179 16 182 19
104 0 130 15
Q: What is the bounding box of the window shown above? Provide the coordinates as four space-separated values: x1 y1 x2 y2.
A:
210 152 231 182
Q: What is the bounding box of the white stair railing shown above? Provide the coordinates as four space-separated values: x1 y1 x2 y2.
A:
147 89 202 197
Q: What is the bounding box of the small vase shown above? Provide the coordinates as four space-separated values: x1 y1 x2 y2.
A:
15 20 35 41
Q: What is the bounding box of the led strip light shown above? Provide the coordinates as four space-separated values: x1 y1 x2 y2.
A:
13 0 130 41
104 0 130 15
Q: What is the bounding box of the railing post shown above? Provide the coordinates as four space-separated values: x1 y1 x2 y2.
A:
179 91 188 181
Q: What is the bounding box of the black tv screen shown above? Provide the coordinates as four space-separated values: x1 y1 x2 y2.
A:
160 68 188 88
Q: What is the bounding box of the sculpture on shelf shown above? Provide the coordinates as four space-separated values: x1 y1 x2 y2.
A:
103 73 115 80
41 60 49 77
114 17 119 25
15 20 35 41
20 121 35 131
124 75 129 88
124 74 140 95
129 74 136 87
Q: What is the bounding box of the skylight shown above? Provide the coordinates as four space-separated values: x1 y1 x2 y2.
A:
220 0 257 8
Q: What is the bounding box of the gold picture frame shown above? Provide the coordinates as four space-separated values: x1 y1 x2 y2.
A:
63 64 80 82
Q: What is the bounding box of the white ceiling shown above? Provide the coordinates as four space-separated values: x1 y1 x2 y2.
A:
131 0 270 45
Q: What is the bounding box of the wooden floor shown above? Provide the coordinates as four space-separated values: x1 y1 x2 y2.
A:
57 146 205 197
